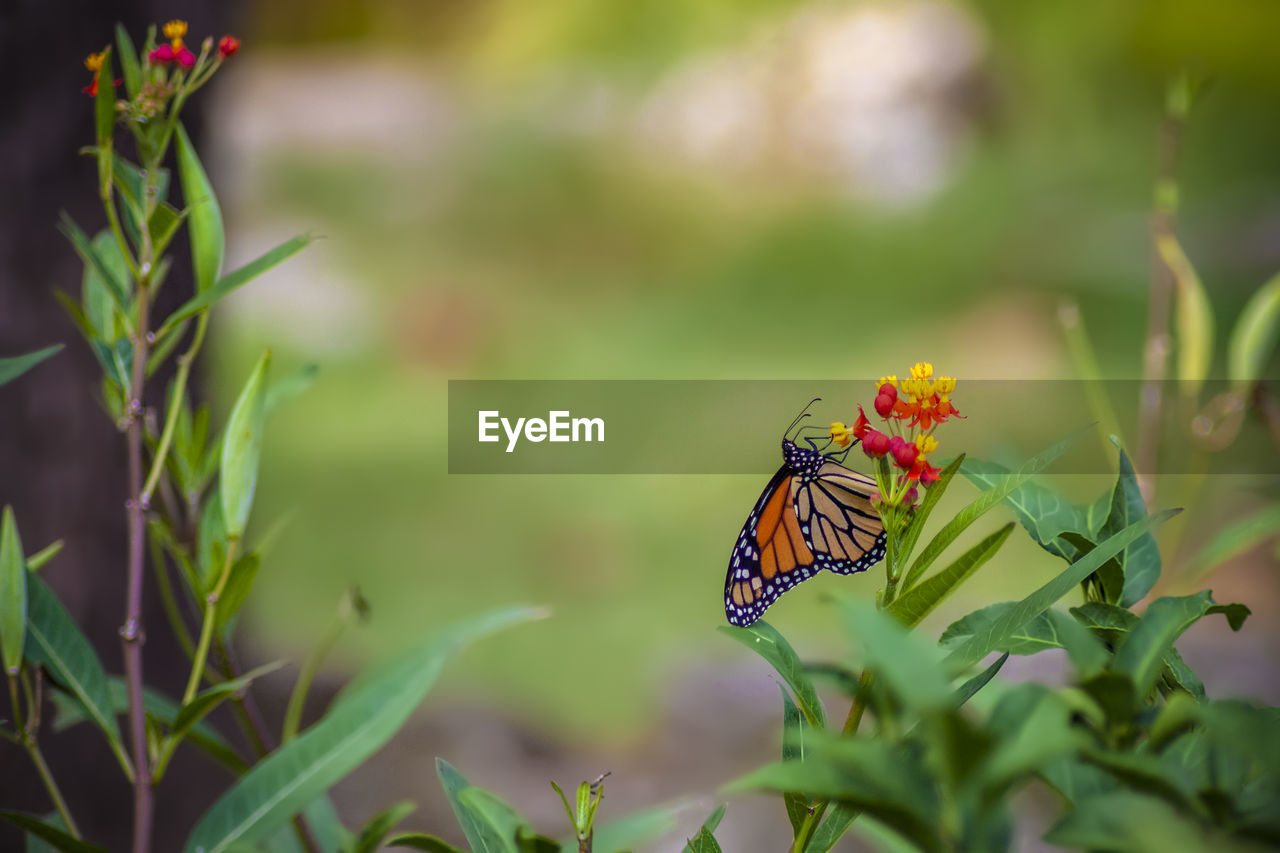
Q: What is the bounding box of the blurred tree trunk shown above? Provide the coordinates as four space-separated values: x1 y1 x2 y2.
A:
0 3 235 850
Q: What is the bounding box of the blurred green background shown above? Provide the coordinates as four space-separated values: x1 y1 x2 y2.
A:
202 0 1279 757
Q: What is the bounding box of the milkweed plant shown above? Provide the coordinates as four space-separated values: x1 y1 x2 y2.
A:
0 19 1278 853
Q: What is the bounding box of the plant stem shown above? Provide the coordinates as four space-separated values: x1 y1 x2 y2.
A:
183 540 237 707
9 674 81 838
140 312 209 505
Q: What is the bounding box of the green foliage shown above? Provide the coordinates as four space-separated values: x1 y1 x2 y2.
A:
717 620 825 727
1228 269 1280 395
0 812 107 853
0 507 26 675
0 346 63 388
220 352 271 540
174 122 224 293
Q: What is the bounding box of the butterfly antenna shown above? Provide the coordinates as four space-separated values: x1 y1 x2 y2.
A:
785 397 822 440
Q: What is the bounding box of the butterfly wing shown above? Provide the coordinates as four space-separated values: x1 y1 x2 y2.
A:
792 460 887 575
724 466 820 626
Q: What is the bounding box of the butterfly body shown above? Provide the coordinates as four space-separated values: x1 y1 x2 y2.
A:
725 438 886 626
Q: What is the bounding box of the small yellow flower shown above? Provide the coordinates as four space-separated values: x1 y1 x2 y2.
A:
163 19 189 41
935 376 956 401
876 375 897 392
84 51 106 72
910 362 933 381
829 421 854 448
915 433 938 456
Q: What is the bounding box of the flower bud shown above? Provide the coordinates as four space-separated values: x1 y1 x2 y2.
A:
861 429 891 458
176 46 197 68
149 44 175 64
874 392 895 418
890 436 918 469
219 35 240 57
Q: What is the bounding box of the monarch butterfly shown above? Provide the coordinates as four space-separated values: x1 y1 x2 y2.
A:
724 400 887 626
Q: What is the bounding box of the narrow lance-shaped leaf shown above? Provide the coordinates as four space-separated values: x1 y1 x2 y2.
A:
221 352 270 540
170 660 286 743
183 606 544 853
896 454 965 572
437 760 507 853
114 24 141 98
0 811 108 853
386 835 464 852
160 234 314 334
888 523 1013 628
0 346 63 388
1096 444 1161 607
174 122 224 292
1228 269 1280 396
350 801 416 853
717 620 826 727
960 458 1089 562
0 506 26 673
58 213 129 318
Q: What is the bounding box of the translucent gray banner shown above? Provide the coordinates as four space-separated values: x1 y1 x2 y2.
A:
447 380 1278 475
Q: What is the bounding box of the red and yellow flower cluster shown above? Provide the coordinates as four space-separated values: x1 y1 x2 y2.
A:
829 362 963 506
83 20 239 97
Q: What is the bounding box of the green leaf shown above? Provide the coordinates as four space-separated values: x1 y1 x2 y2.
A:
1096 446 1161 606
1206 602 1250 631
1229 270 1280 395
1059 533 1125 605
171 660 286 743
953 653 1007 708
1158 234 1215 398
174 122 224 293
184 606 543 853
25 540 64 572
458 787 529 853
386 834 465 852
263 796 350 853
266 363 321 415
160 235 314 335
350 801 416 853
980 685 1085 792
940 603 1059 656
214 553 260 631
437 760 507 853
114 24 141 98
942 510 1178 672
220 352 271 539
0 345 63 388
1044 609 1108 677
807 803 861 853
23 576 128 774
718 620 826 727
0 811 107 853
781 687 812 838
727 734 941 853
684 828 722 853
1039 758 1116 807
1071 603 1208 699
888 523 1013 627
1080 749 1198 811
0 506 27 673
905 430 1083 588
148 202 185 259
1043 791 1211 851
1113 592 1214 698
59 214 129 319
960 459 1088 563
895 454 965 571
838 597 952 712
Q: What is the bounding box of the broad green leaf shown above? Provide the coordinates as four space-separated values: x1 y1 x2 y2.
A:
1 506 27 673
1184 504 1280 581
1040 759 1116 807
1113 592 1213 698
214 553 260 631
386 835 465 851
838 598 952 712
114 24 140 98
1059 533 1125 605
184 606 543 853
960 459 1087 563
943 510 1178 672
1044 609 1108 677
1148 692 1201 752
160 235 314 334
263 796 349 853
807 803 861 853
0 346 63 388
980 685 1085 792
781 688 812 838
1199 699 1280 779
437 760 505 853
727 734 941 853
718 620 825 727
175 123 224 293
1080 671 1138 726
684 828 722 853
940 603 1059 656
23 576 126 772
1206 602 1250 631
1229 270 1280 395
895 454 965 571
904 430 1083 588
350 801 416 853
171 660 286 743
1080 749 1198 811
1158 234 1214 397
1043 791 1211 851
888 524 1012 627
0 811 107 853
221 352 270 539
59 213 129 318
50 677 245 774
1071 603 1207 698
1095 446 1160 606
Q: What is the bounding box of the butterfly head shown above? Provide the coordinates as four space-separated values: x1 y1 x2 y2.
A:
781 438 825 478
